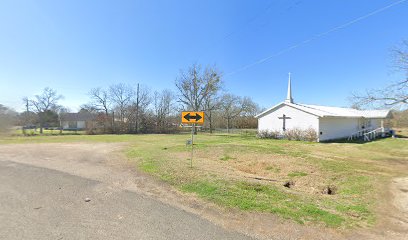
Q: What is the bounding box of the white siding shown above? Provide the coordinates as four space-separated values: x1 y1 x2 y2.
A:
77 121 86 129
258 105 319 133
318 117 387 141
370 119 383 129
319 117 359 141
61 121 86 129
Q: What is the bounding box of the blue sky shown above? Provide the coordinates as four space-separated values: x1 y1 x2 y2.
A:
0 0 407 112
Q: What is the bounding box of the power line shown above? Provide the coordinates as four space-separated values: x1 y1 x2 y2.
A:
197 0 281 62
222 0 276 41
226 0 407 76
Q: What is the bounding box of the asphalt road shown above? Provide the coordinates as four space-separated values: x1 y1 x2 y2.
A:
0 160 252 240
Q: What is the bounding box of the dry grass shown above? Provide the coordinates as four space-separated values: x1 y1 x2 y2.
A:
394 128 408 138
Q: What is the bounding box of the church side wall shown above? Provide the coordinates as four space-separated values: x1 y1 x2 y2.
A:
370 119 383 129
319 117 359 141
258 105 319 133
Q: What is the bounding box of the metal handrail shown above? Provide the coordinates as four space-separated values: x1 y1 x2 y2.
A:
363 127 385 141
347 128 373 141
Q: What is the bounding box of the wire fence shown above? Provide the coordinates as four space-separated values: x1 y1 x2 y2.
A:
199 128 258 135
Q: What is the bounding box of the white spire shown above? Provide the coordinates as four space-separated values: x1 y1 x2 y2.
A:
285 72 293 103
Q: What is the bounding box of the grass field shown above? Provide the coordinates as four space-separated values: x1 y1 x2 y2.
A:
1 132 407 228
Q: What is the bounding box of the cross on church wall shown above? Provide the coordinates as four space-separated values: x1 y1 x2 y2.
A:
278 114 291 131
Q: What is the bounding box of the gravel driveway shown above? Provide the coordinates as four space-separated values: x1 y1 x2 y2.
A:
0 143 252 240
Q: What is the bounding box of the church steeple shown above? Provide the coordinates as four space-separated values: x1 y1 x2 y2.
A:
285 72 293 103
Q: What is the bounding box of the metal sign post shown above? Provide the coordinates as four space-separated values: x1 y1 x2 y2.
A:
181 111 204 168
190 123 195 168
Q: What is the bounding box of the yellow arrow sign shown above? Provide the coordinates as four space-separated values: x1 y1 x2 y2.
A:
181 111 204 124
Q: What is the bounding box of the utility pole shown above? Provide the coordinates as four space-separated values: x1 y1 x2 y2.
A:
25 98 29 114
22 98 29 135
59 113 63 134
135 83 140 133
112 111 115 133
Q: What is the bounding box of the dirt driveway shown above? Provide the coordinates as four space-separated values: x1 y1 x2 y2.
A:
0 143 407 240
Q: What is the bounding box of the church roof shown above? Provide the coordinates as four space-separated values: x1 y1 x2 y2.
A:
255 102 391 119
256 74 391 119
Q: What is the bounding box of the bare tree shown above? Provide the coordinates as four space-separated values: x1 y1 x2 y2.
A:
175 64 222 111
26 87 63 134
88 87 110 116
351 40 408 108
175 64 222 134
85 83 151 134
219 94 244 133
109 83 134 123
85 87 111 132
391 109 408 128
218 94 259 133
153 89 175 133
241 97 260 117
235 97 260 129
203 95 221 133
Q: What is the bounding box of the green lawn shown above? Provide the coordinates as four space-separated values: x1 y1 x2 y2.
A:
1 132 407 228
125 134 408 228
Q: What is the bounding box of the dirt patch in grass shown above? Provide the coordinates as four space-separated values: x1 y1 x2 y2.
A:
167 149 328 195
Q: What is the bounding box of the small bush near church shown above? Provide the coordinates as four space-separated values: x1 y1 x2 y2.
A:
257 130 281 139
302 128 318 142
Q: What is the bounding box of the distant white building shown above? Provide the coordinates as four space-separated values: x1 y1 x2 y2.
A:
255 74 391 141
60 112 96 130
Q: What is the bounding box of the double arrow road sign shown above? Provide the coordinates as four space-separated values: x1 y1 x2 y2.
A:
181 111 204 124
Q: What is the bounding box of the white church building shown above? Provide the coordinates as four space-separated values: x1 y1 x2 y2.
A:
255 74 392 142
